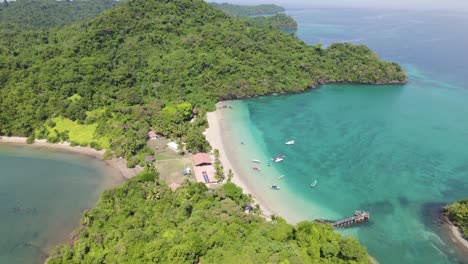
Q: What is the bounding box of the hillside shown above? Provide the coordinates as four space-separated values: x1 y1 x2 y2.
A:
0 0 406 164
0 0 120 30
46 171 369 263
209 2 284 16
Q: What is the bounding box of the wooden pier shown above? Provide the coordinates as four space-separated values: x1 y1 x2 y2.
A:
331 211 370 228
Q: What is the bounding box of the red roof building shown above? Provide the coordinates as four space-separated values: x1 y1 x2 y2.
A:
193 153 212 166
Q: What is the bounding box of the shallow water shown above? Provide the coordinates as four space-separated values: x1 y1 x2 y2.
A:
0 145 122 263
223 8 468 264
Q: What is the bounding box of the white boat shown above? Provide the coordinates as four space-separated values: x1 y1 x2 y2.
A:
278 175 285 180
270 185 280 190
275 156 284 163
285 140 295 145
310 180 317 188
252 159 261 163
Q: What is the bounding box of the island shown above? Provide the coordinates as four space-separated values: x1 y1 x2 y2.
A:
0 0 408 263
210 2 298 30
444 200 468 247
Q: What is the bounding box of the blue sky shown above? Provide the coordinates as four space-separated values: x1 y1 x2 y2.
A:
208 0 468 11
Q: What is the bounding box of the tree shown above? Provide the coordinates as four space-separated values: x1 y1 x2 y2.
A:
227 169 234 182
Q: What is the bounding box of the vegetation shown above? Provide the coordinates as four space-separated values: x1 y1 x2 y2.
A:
209 3 284 16
46 171 369 263
247 13 298 30
0 0 120 31
0 0 406 163
210 3 297 30
444 199 468 239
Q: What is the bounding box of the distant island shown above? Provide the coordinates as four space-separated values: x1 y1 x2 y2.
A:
209 3 285 16
0 0 408 262
210 2 298 30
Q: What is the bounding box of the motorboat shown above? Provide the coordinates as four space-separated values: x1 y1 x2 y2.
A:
252 167 261 171
310 180 317 188
278 175 285 180
285 140 295 145
270 185 280 190
252 159 261 163
274 155 284 163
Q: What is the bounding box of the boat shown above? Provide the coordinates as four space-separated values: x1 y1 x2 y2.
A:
252 159 261 163
285 140 295 145
278 175 285 180
270 185 280 190
310 180 317 188
252 167 261 171
274 155 284 163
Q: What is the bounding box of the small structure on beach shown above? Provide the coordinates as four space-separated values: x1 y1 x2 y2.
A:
192 153 216 185
167 142 179 152
148 130 158 140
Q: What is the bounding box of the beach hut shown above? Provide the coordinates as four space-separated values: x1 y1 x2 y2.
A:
193 153 212 166
167 142 179 152
147 130 157 140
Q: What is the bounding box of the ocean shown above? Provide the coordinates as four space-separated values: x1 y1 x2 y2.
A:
222 8 468 264
0 144 121 263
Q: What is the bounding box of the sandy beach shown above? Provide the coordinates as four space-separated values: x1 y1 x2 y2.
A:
0 136 142 180
205 102 277 219
440 214 468 258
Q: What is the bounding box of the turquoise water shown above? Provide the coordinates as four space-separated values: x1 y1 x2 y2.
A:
223 8 468 264
0 145 122 263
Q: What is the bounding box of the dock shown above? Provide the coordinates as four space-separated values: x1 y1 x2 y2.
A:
331 211 370 228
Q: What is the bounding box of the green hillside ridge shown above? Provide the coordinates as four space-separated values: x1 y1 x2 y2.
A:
0 0 406 163
0 0 120 30
209 3 297 30
46 170 369 263
444 199 468 239
209 2 284 16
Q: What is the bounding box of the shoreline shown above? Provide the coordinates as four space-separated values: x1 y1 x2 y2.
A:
0 136 143 180
440 214 468 257
205 103 277 219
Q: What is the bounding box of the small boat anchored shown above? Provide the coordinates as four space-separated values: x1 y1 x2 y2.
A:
285 140 295 145
252 159 261 163
310 180 318 188
274 155 284 163
278 175 285 180
270 185 280 190
252 167 261 171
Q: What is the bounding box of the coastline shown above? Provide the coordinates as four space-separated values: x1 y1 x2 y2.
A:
0 136 143 180
440 214 468 257
205 104 276 219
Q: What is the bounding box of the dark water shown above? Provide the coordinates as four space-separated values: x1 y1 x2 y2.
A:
229 8 468 264
0 145 121 263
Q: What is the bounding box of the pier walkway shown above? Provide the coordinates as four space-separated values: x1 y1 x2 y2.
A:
331 211 370 228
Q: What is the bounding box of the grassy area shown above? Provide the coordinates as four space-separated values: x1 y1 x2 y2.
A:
147 137 195 185
46 116 109 148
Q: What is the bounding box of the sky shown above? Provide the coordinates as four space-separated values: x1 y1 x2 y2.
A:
208 0 468 11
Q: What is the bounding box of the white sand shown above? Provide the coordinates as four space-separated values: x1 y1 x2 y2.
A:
205 104 275 218
0 136 142 179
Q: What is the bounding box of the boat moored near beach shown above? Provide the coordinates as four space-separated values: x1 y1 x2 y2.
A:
252 159 261 163
285 140 295 145
310 180 317 188
252 167 261 171
274 155 284 163
270 185 280 190
278 175 285 180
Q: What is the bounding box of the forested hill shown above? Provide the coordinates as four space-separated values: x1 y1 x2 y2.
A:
0 0 120 30
209 3 284 16
0 0 406 163
46 171 369 263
